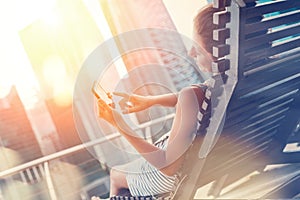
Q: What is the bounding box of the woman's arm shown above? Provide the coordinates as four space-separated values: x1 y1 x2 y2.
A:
113 92 178 113
99 87 203 175
149 92 178 107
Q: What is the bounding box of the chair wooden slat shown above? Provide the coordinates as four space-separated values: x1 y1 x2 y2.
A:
213 28 230 42
245 11 300 35
244 38 300 65
244 24 300 50
245 0 300 19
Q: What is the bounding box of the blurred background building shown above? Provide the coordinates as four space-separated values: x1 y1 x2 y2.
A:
0 0 208 199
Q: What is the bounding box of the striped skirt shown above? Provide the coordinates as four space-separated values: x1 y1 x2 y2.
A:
126 135 176 196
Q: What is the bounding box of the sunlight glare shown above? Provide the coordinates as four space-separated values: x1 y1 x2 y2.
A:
42 9 61 28
14 0 57 30
42 55 73 106
42 55 66 85
53 76 73 107
0 77 12 99
0 84 12 99
0 66 14 98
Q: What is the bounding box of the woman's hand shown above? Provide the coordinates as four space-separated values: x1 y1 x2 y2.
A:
97 98 119 127
113 92 153 114
97 98 137 137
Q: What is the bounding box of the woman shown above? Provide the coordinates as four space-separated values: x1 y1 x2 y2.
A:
94 4 220 199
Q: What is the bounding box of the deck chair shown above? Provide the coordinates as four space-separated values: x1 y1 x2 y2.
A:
172 0 300 199
109 0 300 199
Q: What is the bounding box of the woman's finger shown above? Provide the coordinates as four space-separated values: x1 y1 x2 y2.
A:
97 98 106 104
97 99 112 115
122 105 143 114
113 92 129 98
98 99 109 107
118 98 130 108
122 107 135 114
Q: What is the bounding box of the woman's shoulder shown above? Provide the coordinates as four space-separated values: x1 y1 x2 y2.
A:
180 83 207 92
178 84 206 103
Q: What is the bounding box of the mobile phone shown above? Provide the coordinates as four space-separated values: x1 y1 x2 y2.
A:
92 81 101 99
92 81 115 108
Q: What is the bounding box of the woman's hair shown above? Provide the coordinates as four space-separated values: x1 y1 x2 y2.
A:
193 4 223 55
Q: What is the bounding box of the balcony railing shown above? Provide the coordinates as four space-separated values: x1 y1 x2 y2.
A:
0 113 174 200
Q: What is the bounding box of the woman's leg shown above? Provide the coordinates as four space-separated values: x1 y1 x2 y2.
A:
94 158 143 199
109 167 129 196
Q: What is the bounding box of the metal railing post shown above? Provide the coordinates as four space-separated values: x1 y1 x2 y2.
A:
44 161 57 200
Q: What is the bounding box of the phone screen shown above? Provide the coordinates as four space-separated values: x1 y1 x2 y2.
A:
91 81 112 104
